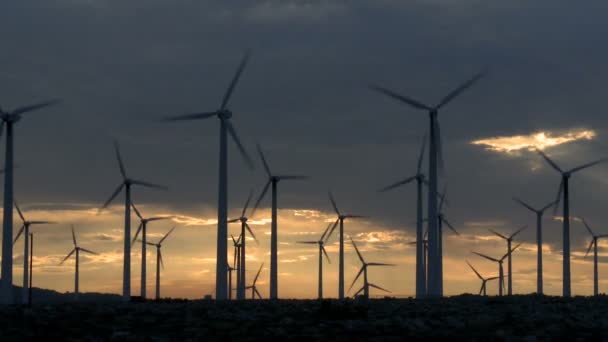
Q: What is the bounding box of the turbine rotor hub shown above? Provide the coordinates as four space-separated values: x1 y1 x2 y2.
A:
218 109 232 119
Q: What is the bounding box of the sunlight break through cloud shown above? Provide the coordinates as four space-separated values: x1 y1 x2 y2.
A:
471 129 596 153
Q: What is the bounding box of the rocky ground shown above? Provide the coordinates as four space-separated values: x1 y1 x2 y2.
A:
1 295 608 341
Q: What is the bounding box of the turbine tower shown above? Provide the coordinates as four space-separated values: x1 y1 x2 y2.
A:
536 149 608 297
131 203 172 300
488 225 526 295
246 264 264 300
513 197 556 295
251 144 308 299
59 226 98 301
379 135 427 298
466 260 500 296
143 227 176 300
324 192 366 300
296 223 332 299
229 234 242 300
436 187 459 296
100 141 167 301
163 52 254 300
349 237 395 300
229 192 258 300
370 69 486 297
0 99 59 304
12 201 55 304
581 218 608 296
472 243 521 296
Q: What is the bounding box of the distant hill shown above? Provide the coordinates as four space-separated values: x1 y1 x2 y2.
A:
6 284 122 304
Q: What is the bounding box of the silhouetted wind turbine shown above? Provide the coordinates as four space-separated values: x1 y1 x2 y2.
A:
513 197 556 295
436 187 459 296
230 234 241 300
99 141 167 301
246 263 264 300
12 201 55 304
349 237 395 300
488 225 526 296
297 223 332 299
370 70 486 297
131 203 172 300
252 144 308 299
229 192 258 300
143 226 176 300
0 99 59 304
324 192 366 300
473 243 521 296
581 218 608 297
408 230 428 292
466 260 500 296
536 149 608 297
60 226 98 301
379 134 427 298
162 52 254 300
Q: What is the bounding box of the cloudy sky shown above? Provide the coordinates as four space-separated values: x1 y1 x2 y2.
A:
1 0 608 299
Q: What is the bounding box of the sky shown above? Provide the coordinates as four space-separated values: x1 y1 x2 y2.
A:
2 0 608 299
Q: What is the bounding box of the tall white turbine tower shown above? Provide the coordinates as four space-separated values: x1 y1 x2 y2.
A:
370 70 486 297
379 135 426 298
324 192 366 300
536 149 608 297
0 99 59 304
12 201 55 304
513 197 556 295
131 203 172 300
99 141 167 301
163 52 254 300
59 226 98 301
251 144 308 299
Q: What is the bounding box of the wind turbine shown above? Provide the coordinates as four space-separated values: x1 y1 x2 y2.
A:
488 225 526 296
251 144 308 299
162 52 254 300
436 187 459 296
581 218 608 296
349 237 395 300
370 70 486 297
536 149 608 297
296 223 332 299
246 263 264 300
131 203 172 300
142 226 176 301
466 260 500 296
513 197 557 295
59 226 98 300
324 192 366 300
229 234 243 300
472 243 521 296
379 134 427 298
229 192 258 300
99 141 167 301
408 230 429 292
0 99 59 304
12 201 55 304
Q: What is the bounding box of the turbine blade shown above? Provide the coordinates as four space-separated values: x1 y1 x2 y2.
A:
540 199 559 213
254 288 262 299
368 283 391 293
276 175 309 181
231 234 238 246
367 262 396 267
245 223 259 245
319 221 333 242
585 239 595 258
378 176 417 193
368 85 432 111
503 242 523 260
256 143 272 177
159 249 164 270
324 218 340 243
113 140 127 179
11 99 60 116
130 180 168 191
13 200 25 222
147 216 173 222
100 183 125 210
221 50 252 110
488 229 508 240
472 251 499 263
296 241 317 244
350 237 365 264
512 197 537 213
435 120 445 176
344 215 367 219
161 111 217 122
581 218 595 237
226 120 254 169
251 180 271 217
131 202 143 220
552 179 564 216
328 191 340 216
132 223 143 244
146 242 156 247
79 247 97 255
159 226 176 244
59 249 76 265
509 225 527 239
466 260 483 280
242 190 254 218
349 267 364 292
438 185 448 212
12 225 25 245
435 69 487 109
441 217 459 235
28 221 55 225
253 263 264 284
354 286 365 297
568 158 608 174
71 225 77 246
321 245 331 264
536 149 563 173
417 133 427 175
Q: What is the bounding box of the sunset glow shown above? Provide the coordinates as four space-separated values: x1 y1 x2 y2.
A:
471 129 596 153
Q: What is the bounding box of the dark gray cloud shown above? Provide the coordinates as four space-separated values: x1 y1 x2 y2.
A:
1 0 608 254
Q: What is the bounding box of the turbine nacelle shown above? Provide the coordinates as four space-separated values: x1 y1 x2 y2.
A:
217 109 233 119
